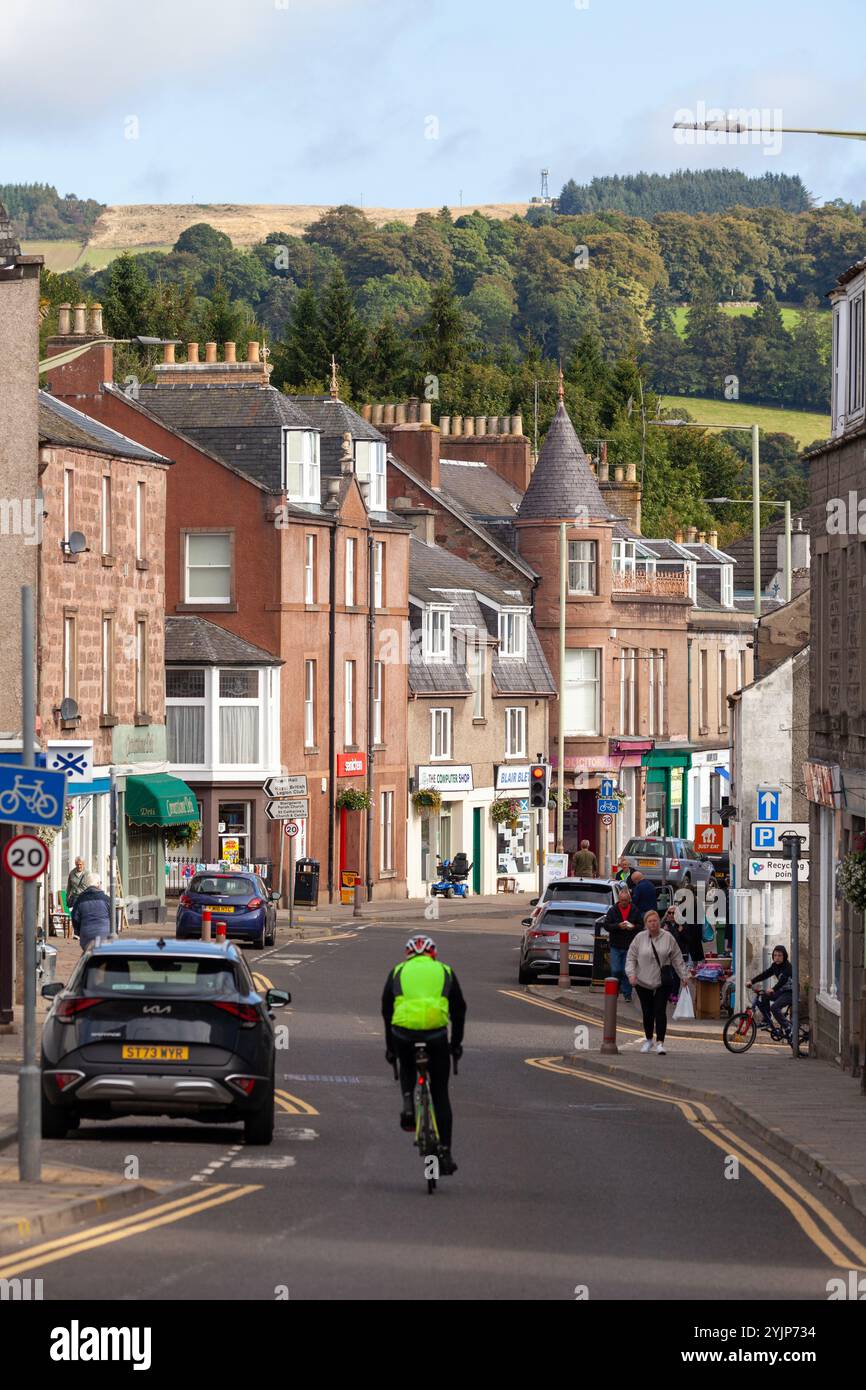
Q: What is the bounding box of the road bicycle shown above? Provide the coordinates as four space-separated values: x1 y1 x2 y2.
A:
0 775 58 820
723 992 810 1055
392 1042 458 1194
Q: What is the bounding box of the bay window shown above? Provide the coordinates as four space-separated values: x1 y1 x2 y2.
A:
166 668 206 764
567 540 596 594
219 668 259 764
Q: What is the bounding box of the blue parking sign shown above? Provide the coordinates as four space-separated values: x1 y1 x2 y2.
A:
0 763 67 829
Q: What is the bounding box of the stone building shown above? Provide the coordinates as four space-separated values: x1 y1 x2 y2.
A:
37 391 183 923
803 253 866 1079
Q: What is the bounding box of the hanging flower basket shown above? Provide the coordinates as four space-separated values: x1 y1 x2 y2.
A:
412 788 442 813
336 787 372 812
164 820 201 851
491 796 522 826
838 848 866 913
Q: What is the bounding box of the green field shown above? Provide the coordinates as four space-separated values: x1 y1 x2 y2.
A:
659 394 830 449
21 240 174 272
672 302 807 336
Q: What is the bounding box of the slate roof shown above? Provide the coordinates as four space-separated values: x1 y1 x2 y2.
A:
0 201 20 260
165 616 281 666
137 384 315 490
408 539 555 698
680 541 735 566
517 401 614 522
438 459 523 517
725 511 809 595
642 538 693 561
38 392 169 463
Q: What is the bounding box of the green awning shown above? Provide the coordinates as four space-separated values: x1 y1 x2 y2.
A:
125 773 198 827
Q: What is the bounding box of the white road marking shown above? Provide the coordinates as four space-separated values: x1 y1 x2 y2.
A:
283 1127 318 1141
230 1155 297 1169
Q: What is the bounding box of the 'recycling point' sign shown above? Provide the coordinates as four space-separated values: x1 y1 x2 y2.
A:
0 763 67 829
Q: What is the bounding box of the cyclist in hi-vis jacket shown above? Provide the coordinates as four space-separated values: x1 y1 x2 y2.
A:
382 935 467 1175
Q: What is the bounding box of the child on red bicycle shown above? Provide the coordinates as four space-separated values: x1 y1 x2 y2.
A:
749 945 793 1036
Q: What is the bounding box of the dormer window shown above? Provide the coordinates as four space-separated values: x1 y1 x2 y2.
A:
612 539 636 575
282 429 320 503
832 277 866 436
499 610 527 659
685 561 697 603
424 606 451 663
355 440 387 511
720 564 734 608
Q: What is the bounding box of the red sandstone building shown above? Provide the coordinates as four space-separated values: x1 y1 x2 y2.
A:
44 319 410 902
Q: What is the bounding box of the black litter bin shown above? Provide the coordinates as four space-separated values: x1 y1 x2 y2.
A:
293 857 320 907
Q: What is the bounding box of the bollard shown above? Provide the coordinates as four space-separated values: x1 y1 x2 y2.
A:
214 918 227 943
353 883 363 919
201 906 212 942
558 932 570 988
600 976 620 1055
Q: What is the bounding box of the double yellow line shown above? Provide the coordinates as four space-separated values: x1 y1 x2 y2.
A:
528 1055 866 1273
501 987 740 1045
0 1183 260 1280
275 1088 318 1116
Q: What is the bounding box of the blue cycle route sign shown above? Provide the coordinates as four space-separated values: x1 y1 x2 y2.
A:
0 763 67 829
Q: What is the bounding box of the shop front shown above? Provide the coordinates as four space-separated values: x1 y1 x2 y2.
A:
410 764 498 897
494 764 535 891
112 725 198 925
550 751 645 874
643 748 690 839
687 748 730 839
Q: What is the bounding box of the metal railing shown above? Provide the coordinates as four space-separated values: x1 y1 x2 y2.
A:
165 857 275 896
612 569 689 597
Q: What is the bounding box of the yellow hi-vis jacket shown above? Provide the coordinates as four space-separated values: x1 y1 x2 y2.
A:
390 955 452 1031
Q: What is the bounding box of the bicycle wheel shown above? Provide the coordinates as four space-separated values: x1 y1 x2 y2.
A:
723 1011 757 1054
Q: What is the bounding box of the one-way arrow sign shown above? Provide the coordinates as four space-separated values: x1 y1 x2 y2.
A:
756 787 781 821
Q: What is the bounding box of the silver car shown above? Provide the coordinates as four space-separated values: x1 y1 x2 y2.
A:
524 877 620 930
618 836 714 888
519 901 608 984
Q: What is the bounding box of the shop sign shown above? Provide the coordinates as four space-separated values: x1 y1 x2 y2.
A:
496 764 530 792
337 752 366 778
112 724 167 764
417 765 474 792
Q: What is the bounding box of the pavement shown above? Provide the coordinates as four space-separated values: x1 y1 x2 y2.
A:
539 983 866 1222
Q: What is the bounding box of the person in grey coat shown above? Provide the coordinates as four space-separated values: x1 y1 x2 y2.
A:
71 873 112 951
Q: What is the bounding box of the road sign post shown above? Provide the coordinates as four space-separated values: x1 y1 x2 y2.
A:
781 832 806 1059
18 587 40 1184
2 835 50 880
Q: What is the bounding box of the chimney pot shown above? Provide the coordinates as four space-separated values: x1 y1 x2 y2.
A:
475 415 487 436
383 403 395 425
419 402 432 426
88 303 104 335
452 414 463 435
247 340 260 363
599 459 610 483
57 304 72 335
511 414 523 436
674 528 684 544
163 342 176 364
464 417 475 437
626 461 636 483
614 464 624 482
224 341 236 363
371 403 384 426
685 525 698 543
188 342 200 363
395 403 407 425
407 397 419 424
439 414 451 436
205 341 217 363
698 530 707 544
73 303 87 335
361 403 372 422
708 529 719 549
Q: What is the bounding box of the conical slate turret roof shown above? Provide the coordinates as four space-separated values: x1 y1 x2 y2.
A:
517 399 614 522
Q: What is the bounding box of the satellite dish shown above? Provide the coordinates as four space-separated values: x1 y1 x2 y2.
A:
67 531 88 554
60 697 79 722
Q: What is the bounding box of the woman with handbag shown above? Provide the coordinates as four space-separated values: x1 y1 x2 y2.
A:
625 910 690 1054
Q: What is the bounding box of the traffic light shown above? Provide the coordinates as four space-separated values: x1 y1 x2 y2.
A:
529 763 548 810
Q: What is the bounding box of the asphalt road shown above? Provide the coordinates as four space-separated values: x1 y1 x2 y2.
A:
11 915 866 1301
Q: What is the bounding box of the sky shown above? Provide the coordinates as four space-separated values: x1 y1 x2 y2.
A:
2 0 866 209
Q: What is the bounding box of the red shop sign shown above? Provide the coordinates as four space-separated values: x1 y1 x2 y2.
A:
337 752 367 777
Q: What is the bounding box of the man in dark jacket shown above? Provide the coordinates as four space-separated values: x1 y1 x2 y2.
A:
71 873 111 951
601 887 641 1001
629 871 658 921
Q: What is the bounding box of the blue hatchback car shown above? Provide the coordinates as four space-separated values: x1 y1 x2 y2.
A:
176 872 278 948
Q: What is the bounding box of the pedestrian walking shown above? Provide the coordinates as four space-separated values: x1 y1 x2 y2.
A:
625 910 690 1054
601 886 641 1001
71 873 112 951
571 839 598 877
663 903 703 1002
629 870 658 921
66 856 86 909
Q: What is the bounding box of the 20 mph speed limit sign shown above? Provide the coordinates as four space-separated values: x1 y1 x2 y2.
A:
2 833 50 880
